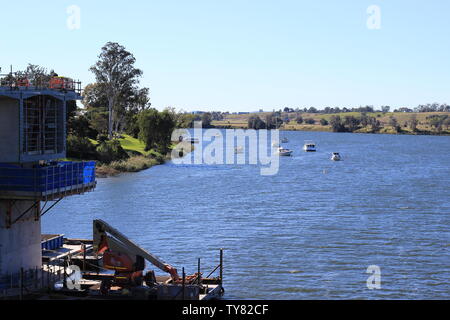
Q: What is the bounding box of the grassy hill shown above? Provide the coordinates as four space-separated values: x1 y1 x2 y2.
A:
117 134 149 155
212 111 450 135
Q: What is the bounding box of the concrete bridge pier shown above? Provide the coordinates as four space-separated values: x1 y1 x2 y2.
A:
0 200 41 277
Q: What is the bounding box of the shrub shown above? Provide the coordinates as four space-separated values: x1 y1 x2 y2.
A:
147 149 165 163
67 114 98 139
97 134 109 143
329 116 346 132
344 116 360 132
320 118 329 126
66 135 98 160
96 140 129 164
248 115 266 129
108 156 158 172
304 118 315 125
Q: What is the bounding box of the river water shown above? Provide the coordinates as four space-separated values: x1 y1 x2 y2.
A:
43 130 450 299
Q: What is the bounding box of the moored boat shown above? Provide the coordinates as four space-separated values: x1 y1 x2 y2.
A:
277 147 293 156
331 152 341 161
303 141 316 152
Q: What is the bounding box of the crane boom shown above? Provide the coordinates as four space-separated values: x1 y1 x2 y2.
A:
93 219 179 281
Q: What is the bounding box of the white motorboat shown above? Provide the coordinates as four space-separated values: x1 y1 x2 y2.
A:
303 141 316 152
331 152 341 161
277 147 293 156
281 137 289 143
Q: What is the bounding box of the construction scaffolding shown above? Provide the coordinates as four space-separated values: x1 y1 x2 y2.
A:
23 95 61 156
0 70 82 163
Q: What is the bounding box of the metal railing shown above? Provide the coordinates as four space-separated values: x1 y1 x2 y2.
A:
172 248 224 300
0 74 82 95
0 263 66 299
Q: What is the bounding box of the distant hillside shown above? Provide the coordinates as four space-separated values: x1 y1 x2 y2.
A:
211 111 450 135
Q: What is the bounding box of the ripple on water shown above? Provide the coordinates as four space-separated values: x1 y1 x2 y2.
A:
43 131 450 299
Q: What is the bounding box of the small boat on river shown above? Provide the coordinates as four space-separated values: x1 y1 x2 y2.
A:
303 141 316 152
277 147 293 156
331 152 341 161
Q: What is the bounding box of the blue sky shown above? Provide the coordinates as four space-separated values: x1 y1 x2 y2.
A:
1 0 449 112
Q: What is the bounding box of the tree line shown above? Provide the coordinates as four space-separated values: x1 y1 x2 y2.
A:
281 104 450 114
247 112 450 134
328 114 450 134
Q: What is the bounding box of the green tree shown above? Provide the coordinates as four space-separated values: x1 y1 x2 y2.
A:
344 116 360 132
263 112 283 129
138 108 176 153
201 112 213 128
409 116 418 131
370 118 382 132
389 116 401 133
427 115 447 133
115 86 151 133
96 140 129 164
68 114 98 139
90 42 143 138
444 117 450 130
360 112 370 127
248 115 266 129
381 106 391 113
82 83 109 134
66 135 98 160
330 115 346 132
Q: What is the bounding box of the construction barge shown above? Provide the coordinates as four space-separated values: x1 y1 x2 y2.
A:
33 220 225 300
1 220 224 300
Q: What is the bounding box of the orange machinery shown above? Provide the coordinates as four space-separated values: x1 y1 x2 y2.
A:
93 219 183 291
49 76 75 91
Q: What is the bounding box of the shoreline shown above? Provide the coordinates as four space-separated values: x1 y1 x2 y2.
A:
95 141 194 178
211 125 450 136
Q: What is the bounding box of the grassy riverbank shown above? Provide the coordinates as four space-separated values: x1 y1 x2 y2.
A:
96 155 164 177
212 111 450 135
68 134 193 178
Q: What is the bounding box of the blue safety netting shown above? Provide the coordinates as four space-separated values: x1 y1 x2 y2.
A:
0 161 96 193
